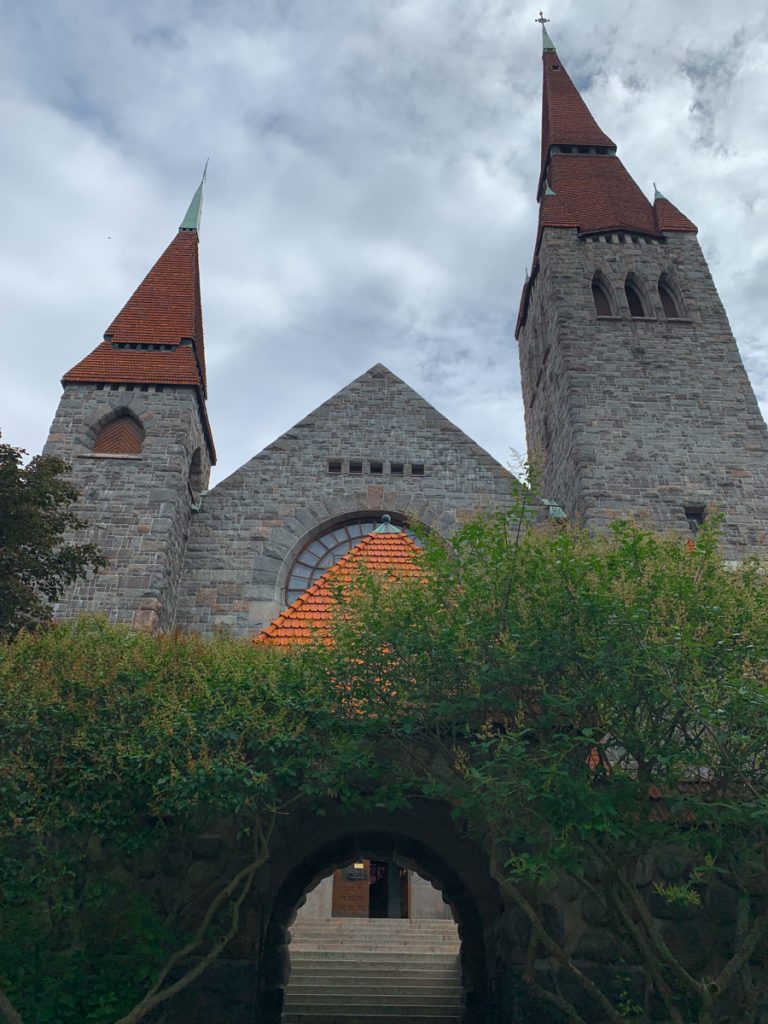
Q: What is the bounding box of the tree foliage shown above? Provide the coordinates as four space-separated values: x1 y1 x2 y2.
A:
0 438 105 638
0 621 392 1024
324 513 768 1024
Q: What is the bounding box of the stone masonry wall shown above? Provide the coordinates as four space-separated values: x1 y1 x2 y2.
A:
174 364 532 637
44 383 211 629
518 228 768 558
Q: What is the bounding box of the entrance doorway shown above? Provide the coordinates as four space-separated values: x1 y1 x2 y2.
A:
330 858 409 918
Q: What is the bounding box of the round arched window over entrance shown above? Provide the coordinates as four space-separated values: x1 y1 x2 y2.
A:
285 515 416 605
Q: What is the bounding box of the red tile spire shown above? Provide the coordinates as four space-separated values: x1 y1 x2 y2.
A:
62 176 215 460
517 28 696 335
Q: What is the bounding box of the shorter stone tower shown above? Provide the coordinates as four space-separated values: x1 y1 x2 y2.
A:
516 27 768 556
44 177 215 629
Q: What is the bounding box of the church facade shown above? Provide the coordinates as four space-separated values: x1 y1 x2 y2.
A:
43 32 768 642
36 26 768 1020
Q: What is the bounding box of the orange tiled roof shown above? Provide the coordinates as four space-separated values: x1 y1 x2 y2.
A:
257 530 422 646
654 195 697 233
63 229 207 395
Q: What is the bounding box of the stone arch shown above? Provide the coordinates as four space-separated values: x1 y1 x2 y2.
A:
591 270 616 317
259 804 501 1024
91 408 145 455
624 273 650 318
657 271 685 318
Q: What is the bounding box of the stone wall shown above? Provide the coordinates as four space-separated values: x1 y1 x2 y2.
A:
174 364 534 637
518 229 768 558
44 383 210 630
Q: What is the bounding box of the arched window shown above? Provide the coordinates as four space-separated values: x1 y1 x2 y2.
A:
93 414 144 455
624 278 647 318
591 274 614 317
658 276 682 318
285 516 419 605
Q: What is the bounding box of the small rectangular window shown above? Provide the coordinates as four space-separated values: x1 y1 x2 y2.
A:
328 460 342 474
411 463 425 476
110 383 119 391
684 506 705 534
155 385 164 393
390 462 404 476
370 461 383 474
96 383 104 391
139 384 149 392
349 460 363 474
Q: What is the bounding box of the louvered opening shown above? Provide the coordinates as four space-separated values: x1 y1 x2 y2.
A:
93 415 145 455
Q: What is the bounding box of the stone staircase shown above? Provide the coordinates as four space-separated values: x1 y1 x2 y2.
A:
283 917 462 1023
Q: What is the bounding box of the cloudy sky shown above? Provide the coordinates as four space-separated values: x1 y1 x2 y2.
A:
2 0 768 486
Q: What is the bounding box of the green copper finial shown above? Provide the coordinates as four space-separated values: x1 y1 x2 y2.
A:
653 182 667 201
373 514 402 534
179 160 208 233
544 180 556 196
536 11 555 51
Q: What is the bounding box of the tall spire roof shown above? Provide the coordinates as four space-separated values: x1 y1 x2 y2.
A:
540 38 615 181
63 178 215 460
516 29 697 336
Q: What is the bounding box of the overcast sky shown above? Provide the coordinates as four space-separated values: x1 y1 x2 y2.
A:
2 0 767 487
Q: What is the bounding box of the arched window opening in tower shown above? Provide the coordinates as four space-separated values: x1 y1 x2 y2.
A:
658 278 681 318
624 279 646 318
92 413 144 455
285 516 419 606
591 276 614 317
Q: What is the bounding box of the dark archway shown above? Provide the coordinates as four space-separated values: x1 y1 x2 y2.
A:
259 804 501 1024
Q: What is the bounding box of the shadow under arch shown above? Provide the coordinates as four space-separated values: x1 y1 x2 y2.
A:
259 807 500 1024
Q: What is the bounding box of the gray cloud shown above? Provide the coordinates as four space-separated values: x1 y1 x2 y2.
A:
1 0 767 490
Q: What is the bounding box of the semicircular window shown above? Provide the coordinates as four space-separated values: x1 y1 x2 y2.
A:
285 515 417 606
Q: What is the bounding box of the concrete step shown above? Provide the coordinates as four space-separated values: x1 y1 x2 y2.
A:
284 918 462 1022
288 946 456 962
290 968 460 982
286 1011 460 1019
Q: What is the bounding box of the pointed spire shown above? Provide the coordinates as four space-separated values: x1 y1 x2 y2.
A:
535 11 556 51
653 182 666 201
179 161 208 234
63 184 216 461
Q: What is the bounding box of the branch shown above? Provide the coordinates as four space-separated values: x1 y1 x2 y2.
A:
710 909 768 1002
114 842 269 1024
488 849 625 1024
0 991 24 1024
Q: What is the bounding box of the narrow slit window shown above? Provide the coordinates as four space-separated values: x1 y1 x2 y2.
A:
625 281 646 318
684 506 705 534
592 279 613 317
658 280 680 318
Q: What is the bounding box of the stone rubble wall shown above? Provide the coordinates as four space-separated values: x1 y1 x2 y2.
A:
174 365 536 637
518 229 768 558
44 383 210 630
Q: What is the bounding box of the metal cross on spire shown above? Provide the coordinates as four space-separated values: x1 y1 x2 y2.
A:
535 11 550 25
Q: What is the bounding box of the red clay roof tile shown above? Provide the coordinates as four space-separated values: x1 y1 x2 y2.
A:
256 530 422 646
63 230 207 394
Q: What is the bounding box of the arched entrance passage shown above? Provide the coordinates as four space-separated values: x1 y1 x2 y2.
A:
258 803 500 1024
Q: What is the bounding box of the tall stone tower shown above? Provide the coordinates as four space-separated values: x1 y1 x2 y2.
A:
516 26 768 555
44 177 215 629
